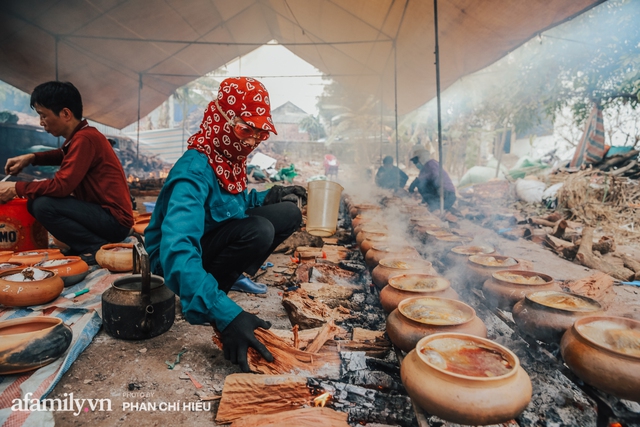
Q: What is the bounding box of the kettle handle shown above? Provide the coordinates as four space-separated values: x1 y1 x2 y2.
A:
132 242 151 302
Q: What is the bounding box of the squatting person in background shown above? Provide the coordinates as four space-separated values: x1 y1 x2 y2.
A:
408 145 457 212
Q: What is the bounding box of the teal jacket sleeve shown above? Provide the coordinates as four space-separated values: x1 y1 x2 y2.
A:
153 161 242 331
245 188 268 208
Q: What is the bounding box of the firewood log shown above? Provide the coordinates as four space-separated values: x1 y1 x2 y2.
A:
576 228 634 281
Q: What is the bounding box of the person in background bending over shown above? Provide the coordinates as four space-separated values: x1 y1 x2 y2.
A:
145 77 306 372
375 155 408 190
408 145 457 211
0 81 134 265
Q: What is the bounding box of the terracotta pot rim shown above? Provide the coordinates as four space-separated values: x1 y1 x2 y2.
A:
415 332 521 382
0 316 63 337
398 296 476 326
100 243 134 250
371 245 418 253
426 230 453 237
388 274 450 293
436 235 472 243
35 256 83 266
524 290 602 313
572 315 640 360
451 245 495 255
468 255 519 268
12 249 61 256
378 258 432 270
0 267 55 281
491 270 553 286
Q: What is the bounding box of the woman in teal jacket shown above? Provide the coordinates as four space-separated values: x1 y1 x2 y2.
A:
145 77 304 372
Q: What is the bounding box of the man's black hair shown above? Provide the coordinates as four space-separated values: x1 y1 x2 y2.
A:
30 81 83 119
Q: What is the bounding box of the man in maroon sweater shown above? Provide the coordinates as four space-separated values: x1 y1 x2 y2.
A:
0 81 134 264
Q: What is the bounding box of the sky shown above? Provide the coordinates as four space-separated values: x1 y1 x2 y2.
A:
211 43 326 116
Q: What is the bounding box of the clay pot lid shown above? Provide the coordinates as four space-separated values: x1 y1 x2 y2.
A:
436 235 473 243
35 257 82 268
0 316 63 337
469 255 518 268
388 274 449 293
371 245 417 254
379 258 432 270
354 204 380 211
492 270 552 286
574 316 640 359
451 245 495 255
1 267 54 282
0 262 23 271
416 333 519 380
360 226 388 234
409 216 438 224
525 290 602 313
425 229 452 237
399 296 475 326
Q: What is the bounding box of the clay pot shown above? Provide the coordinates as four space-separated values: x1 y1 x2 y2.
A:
0 251 13 262
513 291 603 343
444 245 495 266
133 218 150 235
400 205 431 217
352 214 384 234
0 267 64 307
465 254 524 288
380 274 459 313
0 261 26 272
355 226 388 246
349 204 380 219
95 243 134 272
432 235 474 259
371 258 437 290
360 235 388 257
0 316 73 375
365 245 420 269
386 297 487 352
36 256 90 287
560 316 640 402
483 270 560 310
8 249 64 266
401 333 532 425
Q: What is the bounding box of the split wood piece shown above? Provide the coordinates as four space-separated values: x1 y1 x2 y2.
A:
544 235 575 255
576 227 634 281
552 220 568 239
352 327 386 342
214 328 342 378
270 326 349 349
305 320 340 353
292 324 300 349
562 237 615 260
275 230 324 254
614 253 640 281
282 288 351 329
324 339 391 358
597 149 639 171
230 406 349 427
609 159 638 176
529 217 560 228
563 272 615 307
215 374 312 423
545 212 564 223
322 237 338 245
299 282 355 309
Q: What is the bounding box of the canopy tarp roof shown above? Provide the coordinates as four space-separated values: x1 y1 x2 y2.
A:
0 0 603 129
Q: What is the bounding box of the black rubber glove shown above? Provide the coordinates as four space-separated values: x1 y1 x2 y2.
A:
263 185 307 205
220 311 273 372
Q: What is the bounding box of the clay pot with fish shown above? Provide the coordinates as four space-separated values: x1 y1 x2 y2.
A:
0 267 64 307
0 261 26 272
465 255 524 288
355 226 388 246
360 234 389 257
372 258 437 290
386 296 487 352
365 243 421 270
560 316 640 402
432 234 474 259
96 243 134 272
513 291 603 343
349 203 380 219
37 256 90 287
444 245 495 267
380 274 459 313
9 249 64 266
483 270 560 310
0 316 73 375
401 333 532 425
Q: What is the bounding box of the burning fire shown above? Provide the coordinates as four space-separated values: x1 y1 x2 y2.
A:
313 392 332 407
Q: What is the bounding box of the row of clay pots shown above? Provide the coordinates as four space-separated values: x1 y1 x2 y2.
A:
346 195 534 424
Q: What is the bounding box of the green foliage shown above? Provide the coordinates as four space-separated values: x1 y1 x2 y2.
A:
298 115 326 141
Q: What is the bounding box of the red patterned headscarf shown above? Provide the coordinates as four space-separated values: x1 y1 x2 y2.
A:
187 77 277 194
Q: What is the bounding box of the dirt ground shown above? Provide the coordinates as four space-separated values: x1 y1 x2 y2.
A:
49 168 640 427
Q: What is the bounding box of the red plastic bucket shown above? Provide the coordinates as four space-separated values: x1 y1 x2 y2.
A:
0 199 48 251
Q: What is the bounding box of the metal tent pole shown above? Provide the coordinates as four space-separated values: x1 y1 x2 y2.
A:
393 39 400 188
137 73 142 162
433 0 444 212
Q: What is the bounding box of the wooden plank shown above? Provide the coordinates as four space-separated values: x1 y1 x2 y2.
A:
230 406 350 427
216 374 312 423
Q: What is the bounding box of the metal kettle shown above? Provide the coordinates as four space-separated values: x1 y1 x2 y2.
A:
101 242 175 340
